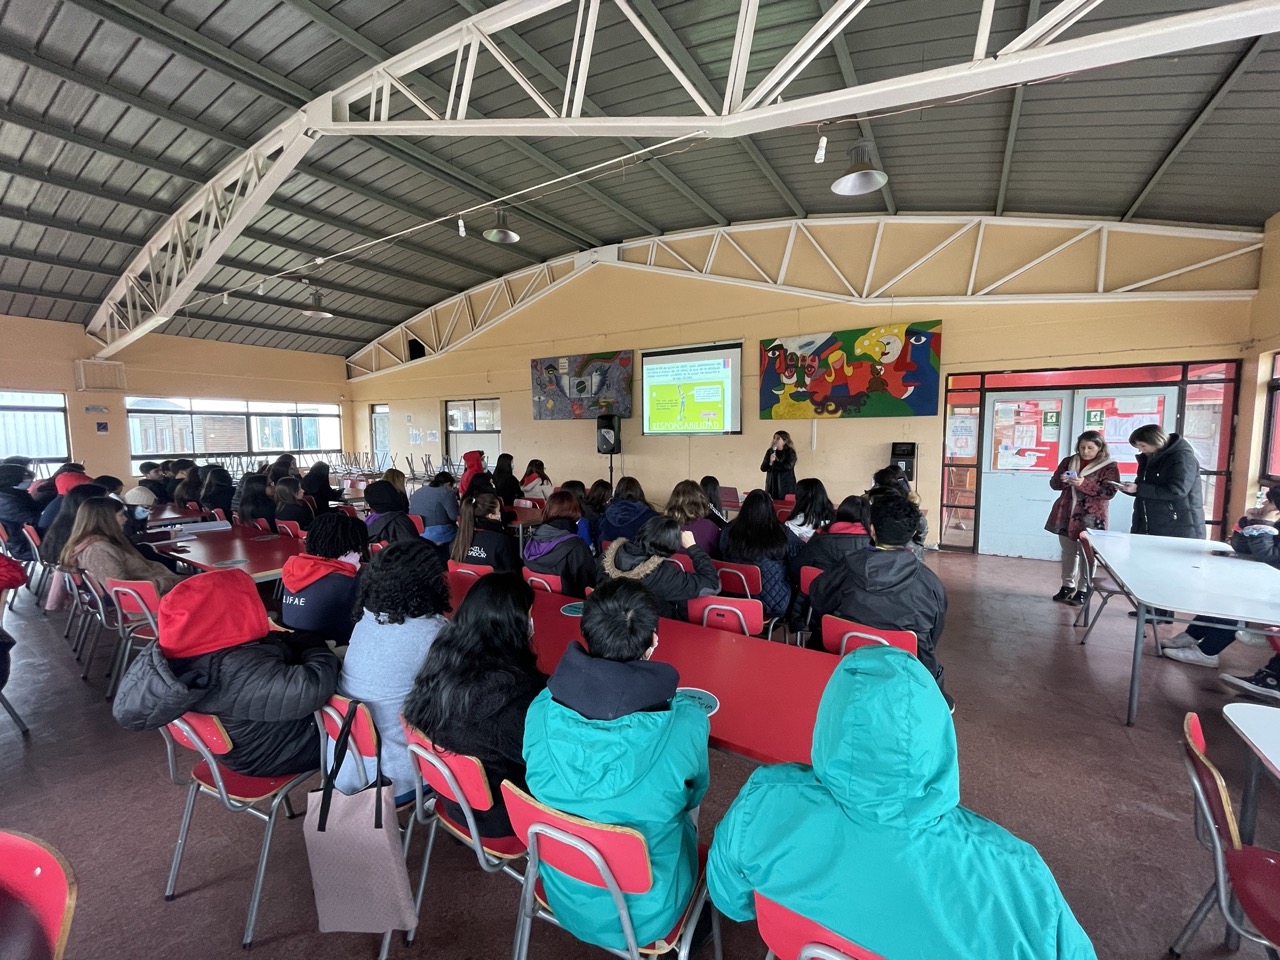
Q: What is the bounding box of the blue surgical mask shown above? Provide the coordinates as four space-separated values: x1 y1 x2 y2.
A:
132 506 150 521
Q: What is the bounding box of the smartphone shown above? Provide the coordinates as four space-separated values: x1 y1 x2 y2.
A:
1103 479 1121 485
1063 470 1078 480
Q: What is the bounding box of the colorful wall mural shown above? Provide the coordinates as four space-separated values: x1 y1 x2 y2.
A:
760 321 942 420
531 351 634 420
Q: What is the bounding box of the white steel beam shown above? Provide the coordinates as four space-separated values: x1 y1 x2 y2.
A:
974 0 997 60
999 0 1109 55
722 0 760 114
738 0 872 112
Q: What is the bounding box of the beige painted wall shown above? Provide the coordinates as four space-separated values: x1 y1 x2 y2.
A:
0 315 350 482
349 264 1254 532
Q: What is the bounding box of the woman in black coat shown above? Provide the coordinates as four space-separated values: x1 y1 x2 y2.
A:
1117 424 1204 539
760 431 797 499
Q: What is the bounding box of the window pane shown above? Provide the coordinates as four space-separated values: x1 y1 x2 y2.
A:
296 402 340 415
191 415 249 454
189 399 248 412
0 391 65 408
372 404 389 414
0 410 68 458
251 416 289 451
985 365 1183 388
128 413 194 455
1273 355 1280 379
447 401 475 431
475 399 501 431
944 405 978 464
316 418 342 449
940 507 975 550
249 401 295 413
1184 381 1233 472
1187 362 1234 381
1268 391 1280 477
127 396 191 411
947 375 981 389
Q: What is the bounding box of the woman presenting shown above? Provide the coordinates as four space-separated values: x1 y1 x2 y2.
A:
760 431 797 500
1114 424 1204 539
1044 430 1119 605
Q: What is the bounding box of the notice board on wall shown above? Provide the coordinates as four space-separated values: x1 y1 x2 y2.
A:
990 398 1062 471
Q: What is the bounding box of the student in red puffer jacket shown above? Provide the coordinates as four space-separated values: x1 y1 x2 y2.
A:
280 512 368 647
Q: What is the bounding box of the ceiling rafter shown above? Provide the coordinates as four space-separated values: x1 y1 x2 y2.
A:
449 0 728 226
1122 35 1269 222
277 0 659 237
624 0 807 218
63 0 601 249
995 0 1041 216
815 0 895 215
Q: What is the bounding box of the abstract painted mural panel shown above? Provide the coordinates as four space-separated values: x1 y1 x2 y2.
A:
760 321 942 420
531 351 634 420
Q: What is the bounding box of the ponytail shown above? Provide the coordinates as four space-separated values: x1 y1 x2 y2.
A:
450 493 501 564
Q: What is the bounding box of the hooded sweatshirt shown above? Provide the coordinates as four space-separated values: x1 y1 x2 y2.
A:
523 642 709 950
707 648 1095 960
599 539 718 620
809 548 947 688
598 498 659 546
112 569 340 777
457 451 486 501
523 517 597 597
280 554 361 645
0 466 40 561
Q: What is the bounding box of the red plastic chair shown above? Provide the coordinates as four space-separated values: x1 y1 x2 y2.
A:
0 831 77 960
713 559 762 598
210 508 228 523
820 616 918 657
514 498 546 510
21 523 54 606
667 553 694 573
687 596 765 637
336 504 359 519
160 712 316 949
103 578 162 699
448 559 491 579
755 892 883 960
275 519 303 538
1168 713 1280 958
776 508 793 523
784 494 797 503
501 780 722 960
523 569 564 594
408 514 425 535
301 494 318 512
252 517 273 532
369 541 387 553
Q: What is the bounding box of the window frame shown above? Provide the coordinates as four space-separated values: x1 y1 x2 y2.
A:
1261 355 1280 484
0 390 71 469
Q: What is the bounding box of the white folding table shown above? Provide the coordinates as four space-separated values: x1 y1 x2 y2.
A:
1082 531 1280 725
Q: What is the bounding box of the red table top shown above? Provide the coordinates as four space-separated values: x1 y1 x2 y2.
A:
157 527 304 582
147 503 206 525
449 572 838 765
510 505 543 526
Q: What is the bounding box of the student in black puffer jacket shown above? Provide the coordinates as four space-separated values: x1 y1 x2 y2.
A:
112 568 340 777
523 492 597 597
791 495 874 577
0 464 40 561
452 493 520 573
598 516 718 620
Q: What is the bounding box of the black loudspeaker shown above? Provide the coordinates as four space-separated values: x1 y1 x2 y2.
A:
596 414 622 454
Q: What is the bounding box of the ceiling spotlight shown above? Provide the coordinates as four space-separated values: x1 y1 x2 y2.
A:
482 207 520 244
830 140 888 196
457 217 466 238
300 287 334 320
814 134 828 164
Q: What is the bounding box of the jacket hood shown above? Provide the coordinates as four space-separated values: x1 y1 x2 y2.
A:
524 520 577 561
158 569 268 659
364 479 403 513
601 539 664 579
828 521 868 536
812 646 958 827
848 548 922 594
604 498 653 525
281 554 357 592
548 642 677 720
458 450 486 496
56 472 92 495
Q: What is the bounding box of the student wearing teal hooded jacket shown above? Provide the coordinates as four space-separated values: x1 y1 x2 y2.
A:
523 578 710 952
707 646 1096 960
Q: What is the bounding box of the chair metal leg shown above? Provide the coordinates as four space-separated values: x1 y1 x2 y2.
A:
165 781 200 900
80 623 105 679
511 870 538 960
405 818 439 945
0 692 29 736
282 792 299 819
1168 882 1216 957
243 805 284 948
63 602 80 640
711 904 723 960
6 583 16 611
106 631 133 699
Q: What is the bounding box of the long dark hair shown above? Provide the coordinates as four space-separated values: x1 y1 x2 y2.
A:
356 538 451 624
560 479 588 515
493 453 515 478
451 493 502 563
585 479 612 514
835 495 871 528
523 459 550 484
42 483 106 562
632 515 682 557
239 475 275 525
700 475 724 515
725 489 788 562
401 573 538 740
200 467 234 504
301 461 332 495
791 478 834 530
613 476 647 504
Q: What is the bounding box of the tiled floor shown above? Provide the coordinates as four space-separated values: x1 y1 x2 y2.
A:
1 551 1276 960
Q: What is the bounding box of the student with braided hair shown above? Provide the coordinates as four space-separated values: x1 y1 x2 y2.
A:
279 512 369 648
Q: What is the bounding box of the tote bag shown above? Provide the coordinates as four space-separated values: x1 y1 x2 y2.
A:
303 700 418 934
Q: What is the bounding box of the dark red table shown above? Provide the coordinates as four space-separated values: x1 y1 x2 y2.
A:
449 573 839 765
156 527 304 582
510 505 543 550
147 503 206 526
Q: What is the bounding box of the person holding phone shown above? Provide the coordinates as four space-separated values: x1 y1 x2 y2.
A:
1113 423 1204 539
1045 430 1119 604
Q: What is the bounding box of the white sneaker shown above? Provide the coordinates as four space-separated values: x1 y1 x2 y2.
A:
1160 631 1198 650
1234 629 1273 649
1162 645 1220 668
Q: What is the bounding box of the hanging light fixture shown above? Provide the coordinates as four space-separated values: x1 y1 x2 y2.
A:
482 207 520 244
299 285 334 320
830 140 888 196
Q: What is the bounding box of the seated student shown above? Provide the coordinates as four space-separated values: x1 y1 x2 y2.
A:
337 538 450 802
457 450 489 501
701 475 730 529
583 479 612 545
707 646 1095 960
490 453 524 507
274 476 315 530
408 471 459 551
62 497 184 597
37 470 94 532
719 489 800 622
0 463 40 560
270 454 299 479
137 462 171 503
451 493 519 573
520 459 553 501
123 484 156 510
867 465 928 559
113 568 340 777
523 491 597 597
598 476 659 545
165 459 198 503
238 475 278 532
599 516 718 620
93 475 125 503
172 467 203 506
364 480 418 544
199 466 235 519
381 468 408 500
39 483 106 566
792 495 874 577
280 512 368 647
810 496 950 708
31 462 86 511
666 480 720 557
523 578 710 953
403 573 544 838
301 462 345 514
785 477 835 542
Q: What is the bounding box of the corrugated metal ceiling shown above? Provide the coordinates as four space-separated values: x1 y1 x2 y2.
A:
0 0 1272 357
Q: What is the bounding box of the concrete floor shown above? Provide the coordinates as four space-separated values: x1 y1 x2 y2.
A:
1 551 1276 960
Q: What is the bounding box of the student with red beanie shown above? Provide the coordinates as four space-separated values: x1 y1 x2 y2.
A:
37 469 94 532
112 568 340 777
